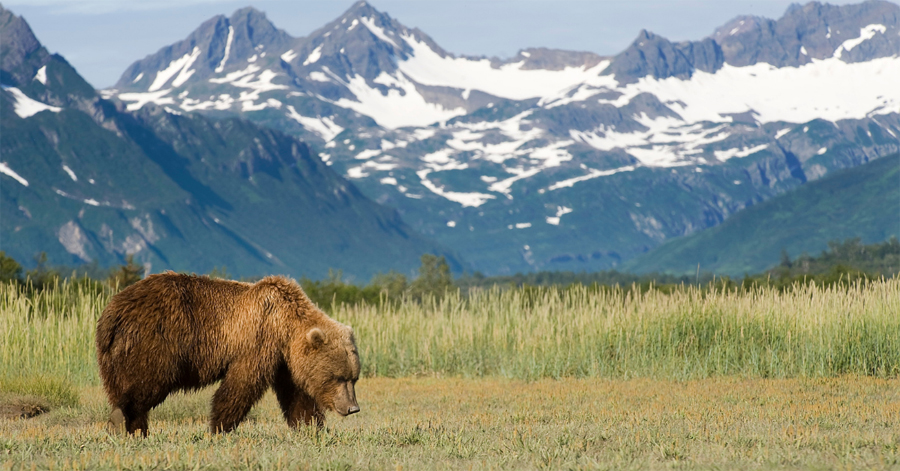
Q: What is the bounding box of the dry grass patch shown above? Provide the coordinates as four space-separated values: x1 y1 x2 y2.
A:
2 377 899 470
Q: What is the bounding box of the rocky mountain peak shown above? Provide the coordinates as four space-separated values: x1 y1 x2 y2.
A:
602 29 722 83
114 6 291 90
1 5 97 110
226 6 292 60
714 0 900 67
0 4 44 83
339 1 381 21
281 0 440 84
710 15 767 43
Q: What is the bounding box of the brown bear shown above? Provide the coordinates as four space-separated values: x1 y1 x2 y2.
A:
96 272 360 436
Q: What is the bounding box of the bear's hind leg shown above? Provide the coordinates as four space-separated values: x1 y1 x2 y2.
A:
272 364 324 429
118 403 151 437
128 411 150 437
210 364 269 433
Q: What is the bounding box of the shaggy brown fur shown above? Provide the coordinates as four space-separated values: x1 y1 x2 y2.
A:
96 273 360 436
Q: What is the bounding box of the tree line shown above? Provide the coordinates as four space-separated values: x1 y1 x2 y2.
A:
1 237 896 307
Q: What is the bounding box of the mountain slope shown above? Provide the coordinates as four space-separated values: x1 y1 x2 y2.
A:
102 0 900 275
0 5 457 279
623 153 900 276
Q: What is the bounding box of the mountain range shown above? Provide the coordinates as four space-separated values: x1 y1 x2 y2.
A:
3 1 899 277
0 4 456 279
102 0 900 275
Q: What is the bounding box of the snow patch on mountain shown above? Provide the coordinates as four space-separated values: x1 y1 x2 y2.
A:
417 169 495 207
546 206 573 225
208 64 287 108
286 106 344 141
834 24 887 59
333 72 465 128
34 65 47 85
360 16 399 49
612 57 900 125
714 144 769 161
0 162 29 187
526 54 900 171
149 47 200 92
303 45 323 66
281 49 298 63
307 71 330 82
398 33 610 101
3 86 62 118
62 164 78 181
489 168 542 195
210 64 259 84
215 26 235 73
571 117 727 167
118 88 175 111
548 165 638 191
446 110 542 164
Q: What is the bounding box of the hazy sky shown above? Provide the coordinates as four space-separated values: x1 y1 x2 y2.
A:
8 0 870 88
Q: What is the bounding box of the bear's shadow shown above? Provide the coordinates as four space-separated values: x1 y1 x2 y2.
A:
143 387 280 425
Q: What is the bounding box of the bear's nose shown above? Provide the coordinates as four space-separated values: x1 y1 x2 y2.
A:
348 405 360 415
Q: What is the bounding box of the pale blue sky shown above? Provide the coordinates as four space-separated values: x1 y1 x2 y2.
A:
8 0 869 88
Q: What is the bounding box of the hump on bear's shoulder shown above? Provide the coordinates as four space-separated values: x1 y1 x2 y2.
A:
251 276 316 314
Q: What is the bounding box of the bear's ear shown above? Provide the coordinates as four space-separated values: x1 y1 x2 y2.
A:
306 328 327 348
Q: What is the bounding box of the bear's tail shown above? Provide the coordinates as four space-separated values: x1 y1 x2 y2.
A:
95 304 122 391
95 305 119 356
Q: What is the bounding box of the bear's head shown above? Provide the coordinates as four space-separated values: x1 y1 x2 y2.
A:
290 323 360 416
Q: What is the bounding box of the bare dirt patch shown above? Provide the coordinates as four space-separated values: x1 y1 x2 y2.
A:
0 395 50 420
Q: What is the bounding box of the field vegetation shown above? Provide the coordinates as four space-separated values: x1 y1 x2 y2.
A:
1 246 899 469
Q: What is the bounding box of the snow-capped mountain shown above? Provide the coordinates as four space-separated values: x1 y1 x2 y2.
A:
107 0 900 274
0 4 458 279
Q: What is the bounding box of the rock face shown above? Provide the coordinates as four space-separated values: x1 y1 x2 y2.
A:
713 0 900 67
0 4 459 278
0 5 44 78
18 1 900 275
601 31 724 83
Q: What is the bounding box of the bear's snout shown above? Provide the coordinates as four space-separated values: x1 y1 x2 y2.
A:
333 381 359 416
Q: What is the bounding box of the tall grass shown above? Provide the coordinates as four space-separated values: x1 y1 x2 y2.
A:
340 279 900 379
0 279 107 387
1 278 898 388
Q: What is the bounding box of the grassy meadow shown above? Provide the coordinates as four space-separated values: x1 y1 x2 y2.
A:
2 278 900 469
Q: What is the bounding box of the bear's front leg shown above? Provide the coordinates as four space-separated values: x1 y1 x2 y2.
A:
273 364 325 429
210 362 269 433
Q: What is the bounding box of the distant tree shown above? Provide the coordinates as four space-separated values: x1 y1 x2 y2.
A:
779 249 792 269
370 270 408 300
27 252 61 289
409 254 453 300
34 252 48 269
107 254 144 290
0 251 23 283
